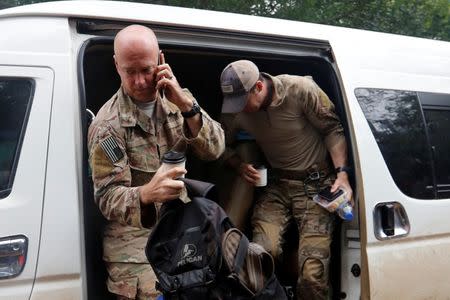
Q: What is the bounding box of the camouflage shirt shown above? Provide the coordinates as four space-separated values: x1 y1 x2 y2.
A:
88 87 225 263
226 73 345 170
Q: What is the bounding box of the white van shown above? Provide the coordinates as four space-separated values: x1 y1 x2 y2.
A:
0 1 449 299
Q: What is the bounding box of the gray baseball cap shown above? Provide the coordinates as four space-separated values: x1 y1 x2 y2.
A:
220 60 259 113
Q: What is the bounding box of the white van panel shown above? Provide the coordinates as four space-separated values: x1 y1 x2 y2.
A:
25 18 84 299
332 36 450 297
330 33 450 93
29 275 82 300
0 17 70 55
0 15 84 298
350 90 450 297
0 66 53 300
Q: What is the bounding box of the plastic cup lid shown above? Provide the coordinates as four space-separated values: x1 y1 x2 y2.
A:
253 163 266 169
162 150 186 164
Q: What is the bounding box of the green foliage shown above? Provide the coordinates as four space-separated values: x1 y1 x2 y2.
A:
147 0 450 41
1 0 449 41
0 0 57 9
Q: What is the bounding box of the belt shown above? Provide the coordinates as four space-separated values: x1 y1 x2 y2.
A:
270 161 331 181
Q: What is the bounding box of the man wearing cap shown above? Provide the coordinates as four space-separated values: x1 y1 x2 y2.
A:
220 60 353 300
88 25 225 299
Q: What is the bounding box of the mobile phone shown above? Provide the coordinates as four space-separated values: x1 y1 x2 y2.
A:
158 50 165 98
318 186 344 202
158 50 164 66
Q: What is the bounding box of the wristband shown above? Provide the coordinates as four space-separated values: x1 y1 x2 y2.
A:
335 166 351 174
181 100 201 118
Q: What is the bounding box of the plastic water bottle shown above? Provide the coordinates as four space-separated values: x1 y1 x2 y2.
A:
337 202 353 221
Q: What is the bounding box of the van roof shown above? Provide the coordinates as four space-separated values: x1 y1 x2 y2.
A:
1 0 447 47
0 1 336 39
1 0 449 87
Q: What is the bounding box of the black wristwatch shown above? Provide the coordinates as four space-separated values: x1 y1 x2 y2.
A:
335 166 351 174
181 100 201 118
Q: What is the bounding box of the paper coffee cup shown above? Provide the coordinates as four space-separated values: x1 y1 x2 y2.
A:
254 164 267 187
161 150 186 178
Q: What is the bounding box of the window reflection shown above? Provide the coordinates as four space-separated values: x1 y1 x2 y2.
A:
0 79 33 198
423 109 450 198
355 88 434 199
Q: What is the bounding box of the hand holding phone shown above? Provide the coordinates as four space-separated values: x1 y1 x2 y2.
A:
155 50 177 98
318 186 344 202
313 186 348 212
155 51 192 112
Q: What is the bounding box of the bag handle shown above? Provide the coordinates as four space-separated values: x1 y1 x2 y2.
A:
232 231 249 274
222 228 277 295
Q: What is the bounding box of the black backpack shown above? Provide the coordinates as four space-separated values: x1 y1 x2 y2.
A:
145 179 288 300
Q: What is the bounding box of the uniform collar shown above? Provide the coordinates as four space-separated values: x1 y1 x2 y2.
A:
117 87 178 133
262 72 286 107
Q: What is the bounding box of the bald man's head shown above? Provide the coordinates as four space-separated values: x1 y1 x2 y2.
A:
114 25 160 102
114 25 159 57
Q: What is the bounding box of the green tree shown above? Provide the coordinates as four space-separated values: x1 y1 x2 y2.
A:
0 0 39 9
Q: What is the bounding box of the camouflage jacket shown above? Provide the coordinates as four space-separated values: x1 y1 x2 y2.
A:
88 87 225 263
224 73 345 170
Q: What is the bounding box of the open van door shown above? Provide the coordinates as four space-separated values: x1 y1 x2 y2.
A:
0 66 53 300
331 36 450 298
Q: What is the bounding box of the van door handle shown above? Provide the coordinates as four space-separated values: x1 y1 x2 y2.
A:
0 235 28 279
374 202 410 240
381 204 395 236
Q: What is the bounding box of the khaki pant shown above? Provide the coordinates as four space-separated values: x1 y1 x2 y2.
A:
106 262 160 300
251 176 335 300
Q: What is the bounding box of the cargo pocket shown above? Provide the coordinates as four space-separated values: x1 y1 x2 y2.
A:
127 136 157 188
127 137 160 229
106 270 138 299
304 199 334 235
128 164 157 230
126 133 159 174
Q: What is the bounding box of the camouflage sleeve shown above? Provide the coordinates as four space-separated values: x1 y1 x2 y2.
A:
301 78 345 149
181 90 225 160
88 122 143 228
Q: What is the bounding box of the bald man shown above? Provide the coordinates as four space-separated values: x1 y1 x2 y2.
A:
88 25 225 299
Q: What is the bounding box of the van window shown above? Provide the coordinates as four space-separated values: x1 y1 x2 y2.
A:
0 79 34 198
420 92 450 199
355 88 450 200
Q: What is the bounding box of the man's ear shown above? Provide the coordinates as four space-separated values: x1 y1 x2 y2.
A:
113 55 119 70
256 80 264 93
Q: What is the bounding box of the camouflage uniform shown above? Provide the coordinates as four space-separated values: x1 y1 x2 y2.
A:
252 174 336 300
88 87 224 299
228 73 345 300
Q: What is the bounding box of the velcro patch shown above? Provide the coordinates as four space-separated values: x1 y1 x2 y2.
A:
221 84 234 93
100 136 124 163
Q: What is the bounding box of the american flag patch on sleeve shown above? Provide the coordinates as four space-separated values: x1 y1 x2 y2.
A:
100 136 124 163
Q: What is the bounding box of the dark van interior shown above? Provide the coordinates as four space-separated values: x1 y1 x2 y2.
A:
79 20 350 300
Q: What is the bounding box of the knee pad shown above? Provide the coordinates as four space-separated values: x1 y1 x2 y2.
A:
301 257 325 282
298 246 330 283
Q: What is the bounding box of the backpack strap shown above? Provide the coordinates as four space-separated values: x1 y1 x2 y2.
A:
231 231 249 275
222 228 276 296
181 178 217 199
157 266 216 293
